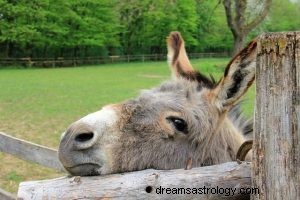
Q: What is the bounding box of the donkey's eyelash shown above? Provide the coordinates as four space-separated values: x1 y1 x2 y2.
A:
166 117 188 134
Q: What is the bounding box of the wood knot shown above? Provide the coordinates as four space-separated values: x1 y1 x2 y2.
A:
69 176 81 184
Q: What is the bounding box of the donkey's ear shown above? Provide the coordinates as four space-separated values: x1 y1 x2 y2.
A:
212 39 257 111
167 31 195 78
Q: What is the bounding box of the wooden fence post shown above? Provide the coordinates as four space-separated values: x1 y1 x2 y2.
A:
252 32 300 199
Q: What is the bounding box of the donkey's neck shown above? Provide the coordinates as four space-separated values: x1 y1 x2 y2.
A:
195 117 246 166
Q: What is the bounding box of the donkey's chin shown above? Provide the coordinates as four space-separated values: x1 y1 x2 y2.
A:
65 163 102 176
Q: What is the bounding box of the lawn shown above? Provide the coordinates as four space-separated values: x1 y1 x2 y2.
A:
0 58 255 193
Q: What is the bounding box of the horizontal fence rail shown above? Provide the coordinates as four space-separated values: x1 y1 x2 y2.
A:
0 188 16 200
0 52 230 67
18 162 251 200
0 132 64 172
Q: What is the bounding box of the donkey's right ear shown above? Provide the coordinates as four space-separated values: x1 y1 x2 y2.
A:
167 31 195 79
212 39 257 112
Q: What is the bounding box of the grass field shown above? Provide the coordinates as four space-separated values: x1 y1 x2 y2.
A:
0 58 255 193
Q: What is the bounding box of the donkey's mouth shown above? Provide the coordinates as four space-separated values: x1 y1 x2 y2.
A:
66 163 102 176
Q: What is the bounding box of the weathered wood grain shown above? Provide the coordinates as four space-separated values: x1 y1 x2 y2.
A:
0 132 65 172
0 188 16 200
252 32 300 200
18 162 251 200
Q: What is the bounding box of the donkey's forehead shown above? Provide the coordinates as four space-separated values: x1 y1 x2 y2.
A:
134 79 207 110
155 79 200 93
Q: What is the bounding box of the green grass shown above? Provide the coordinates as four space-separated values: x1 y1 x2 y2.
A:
0 58 255 193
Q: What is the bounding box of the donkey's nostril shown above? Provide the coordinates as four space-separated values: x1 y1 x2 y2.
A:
75 132 94 142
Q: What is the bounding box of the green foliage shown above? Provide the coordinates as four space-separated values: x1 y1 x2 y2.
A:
195 0 233 52
248 0 300 39
142 0 198 48
6 171 23 182
0 0 43 45
118 0 198 54
0 0 299 59
266 0 300 31
0 0 120 57
61 0 119 47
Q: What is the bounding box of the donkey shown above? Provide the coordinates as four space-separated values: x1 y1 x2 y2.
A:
58 32 256 176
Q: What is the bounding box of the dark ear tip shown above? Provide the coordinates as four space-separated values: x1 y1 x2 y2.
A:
248 39 257 50
241 39 257 55
167 31 183 49
169 31 181 38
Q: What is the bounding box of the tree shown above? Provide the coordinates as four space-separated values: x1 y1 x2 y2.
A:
222 0 272 55
195 0 233 52
265 0 300 32
60 0 120 57
142 0 198 53
0 0 47 57
0 0 71 57
118 0 198 55
117 0 150 55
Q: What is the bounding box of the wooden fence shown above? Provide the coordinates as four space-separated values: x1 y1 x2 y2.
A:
0 132 65 200
0 52 230 67
0 32 299 200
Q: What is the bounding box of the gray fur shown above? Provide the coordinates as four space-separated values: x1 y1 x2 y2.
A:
58 32 256 176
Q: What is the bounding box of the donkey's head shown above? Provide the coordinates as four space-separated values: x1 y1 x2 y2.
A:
58 32 257 176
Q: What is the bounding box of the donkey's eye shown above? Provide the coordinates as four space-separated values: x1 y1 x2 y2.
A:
167 117 188 134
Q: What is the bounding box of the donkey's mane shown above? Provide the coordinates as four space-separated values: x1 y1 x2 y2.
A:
173 60 216 89
180 70 217 89
228 103 253 138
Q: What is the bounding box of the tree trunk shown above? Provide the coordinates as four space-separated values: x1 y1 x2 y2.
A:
222 0 271 57
73 46 78 57
252 32 300 200
4 42 12 58
43 45 48 58
59 47 64 57
232 35 245 56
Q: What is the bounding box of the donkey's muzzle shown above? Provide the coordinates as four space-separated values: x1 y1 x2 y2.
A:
58 106 119 176
58 123 101 175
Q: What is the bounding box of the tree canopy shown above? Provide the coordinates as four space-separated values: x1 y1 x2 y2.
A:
0 0 299 58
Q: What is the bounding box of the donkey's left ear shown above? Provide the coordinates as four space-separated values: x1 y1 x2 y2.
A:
212 39 257 111
167 31 195 78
